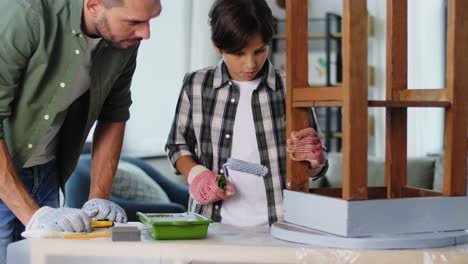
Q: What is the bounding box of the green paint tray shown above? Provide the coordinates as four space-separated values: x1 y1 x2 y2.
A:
137 212 212 240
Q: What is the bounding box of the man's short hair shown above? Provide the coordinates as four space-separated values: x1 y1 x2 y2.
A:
102 0 124 9
209 0 275 54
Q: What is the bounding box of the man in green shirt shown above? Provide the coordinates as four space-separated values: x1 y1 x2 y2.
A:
0 0 162 262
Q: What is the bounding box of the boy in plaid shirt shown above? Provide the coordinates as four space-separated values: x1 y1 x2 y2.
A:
166 0 327 226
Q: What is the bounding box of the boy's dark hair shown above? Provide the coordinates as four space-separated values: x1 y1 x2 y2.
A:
209 0 275 54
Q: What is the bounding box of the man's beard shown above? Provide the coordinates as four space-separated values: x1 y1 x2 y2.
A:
94 16 140 50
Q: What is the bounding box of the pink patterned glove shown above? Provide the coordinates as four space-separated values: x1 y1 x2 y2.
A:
188 165 235 205
287 128 326 173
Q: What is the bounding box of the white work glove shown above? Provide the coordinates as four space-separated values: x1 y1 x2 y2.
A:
22 206 92 238
82 198 127 223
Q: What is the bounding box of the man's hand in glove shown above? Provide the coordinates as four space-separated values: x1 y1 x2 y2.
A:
22 206 92 238
188 165 235 205
82 198 127 223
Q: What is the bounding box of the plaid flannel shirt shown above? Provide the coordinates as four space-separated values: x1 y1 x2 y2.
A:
165 60 323 225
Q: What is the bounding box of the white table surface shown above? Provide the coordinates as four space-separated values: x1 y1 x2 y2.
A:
7 222 468 264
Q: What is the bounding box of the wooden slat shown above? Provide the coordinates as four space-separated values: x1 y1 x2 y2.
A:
294 99 450 108
293 101 342 108
285 0 310 192
398 89 447 102
292 87 343 102
402 187 442 198
292 88 448 106
385 0 408 199
368 100 450 108
443 0 468 196
342 0 368 200
310 187 387 199
273 33 342 40
309 84 343 88
310 187 342 198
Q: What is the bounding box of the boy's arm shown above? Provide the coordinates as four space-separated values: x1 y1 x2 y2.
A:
175 155 198 178
165 73 199 174
167 74 235 204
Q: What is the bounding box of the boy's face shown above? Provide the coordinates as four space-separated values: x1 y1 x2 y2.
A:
216 32 269 81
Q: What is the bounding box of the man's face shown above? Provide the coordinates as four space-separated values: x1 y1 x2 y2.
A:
217 32 269 82
95 0 162 49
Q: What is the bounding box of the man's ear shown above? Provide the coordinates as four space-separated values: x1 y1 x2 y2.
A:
85 0 103 17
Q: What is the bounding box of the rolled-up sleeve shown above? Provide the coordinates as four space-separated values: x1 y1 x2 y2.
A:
98 48 138 122
0 1 38 138
165 74 197 174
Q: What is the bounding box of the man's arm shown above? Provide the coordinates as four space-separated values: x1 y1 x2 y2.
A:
0 140 39 225
0 2 41 225
89 121 125 199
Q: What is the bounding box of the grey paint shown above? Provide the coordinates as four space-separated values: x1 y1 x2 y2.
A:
271 221 468 249
284 190 468 237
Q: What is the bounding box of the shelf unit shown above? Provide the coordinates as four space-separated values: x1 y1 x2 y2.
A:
285 0 468 199
272 14 343 152
268 0 468 244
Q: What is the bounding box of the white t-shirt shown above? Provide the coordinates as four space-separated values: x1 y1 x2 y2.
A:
221 78 269 227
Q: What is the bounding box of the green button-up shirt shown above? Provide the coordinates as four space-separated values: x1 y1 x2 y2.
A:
0 0 138 184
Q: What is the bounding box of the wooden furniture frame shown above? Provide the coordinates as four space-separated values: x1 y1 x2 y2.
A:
286 0 468 200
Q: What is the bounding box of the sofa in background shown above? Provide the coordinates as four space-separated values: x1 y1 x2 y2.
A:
310 152 443 191
65 154 189 221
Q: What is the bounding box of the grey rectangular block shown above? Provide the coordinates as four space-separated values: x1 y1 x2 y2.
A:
111 226 141 242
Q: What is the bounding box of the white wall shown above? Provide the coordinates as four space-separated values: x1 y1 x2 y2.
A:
265 0 286 19
189 0 219 70
366 0 386 157
308 0 342 17
122 0 218 157
371 0 446 158
406 0 446 156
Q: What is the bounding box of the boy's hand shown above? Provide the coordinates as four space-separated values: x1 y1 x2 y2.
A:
188 165 235 205
287 127 326 174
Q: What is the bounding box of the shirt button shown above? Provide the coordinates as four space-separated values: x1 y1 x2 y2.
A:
74 50 80 55
228 81 233 86
225 134 230 139
27 144 33 149
43 115 49 120
60 82 66 88
72 30 76 34
215 205 219 210
230 98 236 103
220 169 224 174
